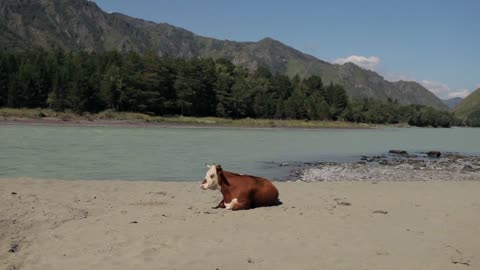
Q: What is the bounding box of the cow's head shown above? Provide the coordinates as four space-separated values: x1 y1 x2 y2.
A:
201 164 222 190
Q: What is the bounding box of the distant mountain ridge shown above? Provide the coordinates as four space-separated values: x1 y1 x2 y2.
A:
442 97 463 109
0 0 448 110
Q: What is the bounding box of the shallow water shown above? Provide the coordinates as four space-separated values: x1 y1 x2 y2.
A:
1 125 479 181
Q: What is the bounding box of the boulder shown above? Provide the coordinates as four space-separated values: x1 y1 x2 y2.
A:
427 151 442 158
388 150 408 155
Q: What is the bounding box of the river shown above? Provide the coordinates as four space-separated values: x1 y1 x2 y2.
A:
1 125 479 181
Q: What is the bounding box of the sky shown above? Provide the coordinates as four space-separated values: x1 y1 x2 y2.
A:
93 0 480 99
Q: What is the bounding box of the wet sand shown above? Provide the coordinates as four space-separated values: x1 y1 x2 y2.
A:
1 178 479 270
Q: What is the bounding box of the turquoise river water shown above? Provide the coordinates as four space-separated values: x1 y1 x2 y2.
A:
1 125 479 181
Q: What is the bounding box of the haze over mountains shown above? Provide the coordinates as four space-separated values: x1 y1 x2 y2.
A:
0 0 449 110
442 97 463 109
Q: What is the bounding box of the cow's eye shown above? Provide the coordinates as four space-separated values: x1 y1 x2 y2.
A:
210 174 214 178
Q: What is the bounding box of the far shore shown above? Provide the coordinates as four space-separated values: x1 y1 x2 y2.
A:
0 118 376 130
0 108 382 130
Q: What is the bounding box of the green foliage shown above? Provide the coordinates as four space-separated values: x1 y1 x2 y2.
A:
454 88 480 120
465 110 480 127
326 83 348 120
341 99 458 127
0 48 460 127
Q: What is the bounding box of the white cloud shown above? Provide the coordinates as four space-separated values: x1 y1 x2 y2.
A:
447 90 471 99
386 75 472 99
419 80 451 97
419 80 472 99
333 55 380 71
333 54 473 99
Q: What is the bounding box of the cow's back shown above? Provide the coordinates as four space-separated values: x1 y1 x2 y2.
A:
224 171 279 208
250 176 279 207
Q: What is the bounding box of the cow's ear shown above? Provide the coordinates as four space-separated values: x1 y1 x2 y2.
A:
216 164 223 173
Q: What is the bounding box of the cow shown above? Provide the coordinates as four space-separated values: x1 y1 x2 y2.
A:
200 164 280 211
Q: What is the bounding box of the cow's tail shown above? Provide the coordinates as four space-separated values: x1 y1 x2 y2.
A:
274 198 283 206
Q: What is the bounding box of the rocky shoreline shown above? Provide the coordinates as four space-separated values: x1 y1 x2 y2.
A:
291 151 480 182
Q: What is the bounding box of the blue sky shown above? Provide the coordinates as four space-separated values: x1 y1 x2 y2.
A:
93 0 479 99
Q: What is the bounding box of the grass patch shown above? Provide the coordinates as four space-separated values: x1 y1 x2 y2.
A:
0 108 374 129
151 116 373 129
0 107 75 120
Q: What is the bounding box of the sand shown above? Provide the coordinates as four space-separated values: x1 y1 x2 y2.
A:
1 178 479 270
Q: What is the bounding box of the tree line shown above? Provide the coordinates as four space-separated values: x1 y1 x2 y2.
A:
0 48 459 127
465 110 480 127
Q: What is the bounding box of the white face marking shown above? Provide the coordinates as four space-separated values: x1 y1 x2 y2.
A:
201 165 220 190
224 198 238 210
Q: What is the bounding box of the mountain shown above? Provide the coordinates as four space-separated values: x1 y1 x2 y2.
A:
442 97 463 109
454 89 480 119
0 0 448 110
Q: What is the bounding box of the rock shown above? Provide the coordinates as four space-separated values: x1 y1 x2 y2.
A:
427 151 442 158
296 152 480 182
338 201 351 206
389 150 408 155
8 243 19 253
451 260 470 266
449 246 471 266
10 192 17 195
462 165 475 172
334 198 352 206
379 160 389 165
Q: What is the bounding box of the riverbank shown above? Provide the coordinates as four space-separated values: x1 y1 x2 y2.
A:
1 178 479 270
0 108 376 129
294 151 480 182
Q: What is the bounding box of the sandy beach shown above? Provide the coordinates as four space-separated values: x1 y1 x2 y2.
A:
1 178 479 270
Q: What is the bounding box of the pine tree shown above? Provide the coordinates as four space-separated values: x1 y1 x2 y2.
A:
326 83 348 120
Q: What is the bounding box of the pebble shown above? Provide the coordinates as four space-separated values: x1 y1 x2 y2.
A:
9 243 19 253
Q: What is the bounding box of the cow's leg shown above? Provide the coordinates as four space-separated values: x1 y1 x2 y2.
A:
212 199 225 209
231 200 251 211
224 198 238 210
226 193 251 210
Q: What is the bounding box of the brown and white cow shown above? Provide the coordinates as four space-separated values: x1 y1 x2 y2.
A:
200 164 280 210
